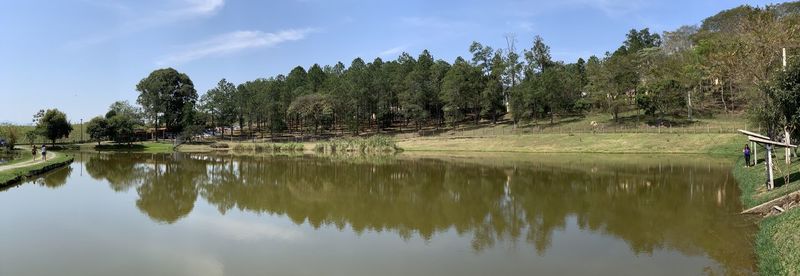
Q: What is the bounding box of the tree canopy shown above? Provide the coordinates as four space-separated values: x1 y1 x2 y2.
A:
34 109 73 145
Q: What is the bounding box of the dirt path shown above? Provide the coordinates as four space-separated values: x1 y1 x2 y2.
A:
0 151 57 172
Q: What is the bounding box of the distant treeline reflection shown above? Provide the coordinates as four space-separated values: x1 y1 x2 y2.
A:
76 153 754 273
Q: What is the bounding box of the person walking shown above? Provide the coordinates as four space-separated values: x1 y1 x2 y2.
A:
41 144 47 161
31 145 37 161
743 144 752 167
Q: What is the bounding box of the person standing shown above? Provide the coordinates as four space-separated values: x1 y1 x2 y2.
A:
31 145 37 161
743 144 752 167
41 144 47 161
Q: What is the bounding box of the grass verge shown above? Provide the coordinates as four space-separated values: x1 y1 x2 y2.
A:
87 142 175 153
732 151 800 275
1 149 31 166
399 133 743 155
755 207 800 275
0 152 74 186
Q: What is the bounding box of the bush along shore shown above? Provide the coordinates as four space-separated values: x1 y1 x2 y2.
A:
230 142 305 153
0 152 74 187
732 155 800 275
314 136 402 154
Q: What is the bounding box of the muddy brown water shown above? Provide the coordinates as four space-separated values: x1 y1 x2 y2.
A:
0 152 757 276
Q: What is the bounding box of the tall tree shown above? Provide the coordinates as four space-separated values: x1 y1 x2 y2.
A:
85 116 109 145
34 109 73 145
135 68 198 137
402 50 435 130
524 35 553 76
482 51 507 123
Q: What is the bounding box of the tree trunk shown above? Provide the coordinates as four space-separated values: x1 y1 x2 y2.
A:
786 127 792 165
720 82 728 113
154 117 159 142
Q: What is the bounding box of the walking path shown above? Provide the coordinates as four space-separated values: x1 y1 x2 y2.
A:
0 151 57 172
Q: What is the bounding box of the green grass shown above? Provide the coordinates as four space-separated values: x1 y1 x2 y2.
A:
0 152 74 186
755 207 800 275
90 142 174 153
13 122 90 144
399 133 744 155
394 112 751 140
733 156 800 209
0 149 32 166
732 150 800 275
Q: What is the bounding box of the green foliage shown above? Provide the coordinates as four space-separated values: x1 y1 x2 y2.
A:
0 152 73 186
85 116 109 144
314 135 401 154
441 57 483 125
0 124 20 149
231 142 304 152
287 93 334 134
89 101 145 144
107 114 137 144
751 60 800 139
34 109 73 145
135 68 198 134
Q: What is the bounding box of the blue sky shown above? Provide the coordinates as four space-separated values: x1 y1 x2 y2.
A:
0 0 781 124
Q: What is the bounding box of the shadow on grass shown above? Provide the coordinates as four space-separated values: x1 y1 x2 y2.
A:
773 170 800 189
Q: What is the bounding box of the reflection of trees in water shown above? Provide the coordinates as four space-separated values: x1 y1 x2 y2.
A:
134 154 207 223
84 153 207 223
85 154 150 192
83 153 755 273
39 166 73 188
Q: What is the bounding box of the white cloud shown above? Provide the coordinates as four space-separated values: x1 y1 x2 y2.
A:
67 0 226 49
378 45 407 57
174 0 225 17
158 28 315 65
191 215 303 241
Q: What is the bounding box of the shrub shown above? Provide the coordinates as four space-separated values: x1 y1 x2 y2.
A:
209 142 229 149
314 135 401 154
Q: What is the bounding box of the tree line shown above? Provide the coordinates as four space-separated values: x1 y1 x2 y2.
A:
74 2 799 144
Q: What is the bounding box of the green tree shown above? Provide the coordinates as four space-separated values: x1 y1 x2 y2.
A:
524 35 554 76
34 109 73 145
402 50 435 130
307 64 327 93
441 57 483 125
85 116 109 145
107 114 137 144
287 93 334 134
751 60 800 143
200 79 238 138
0 124 20 150
482 51 506 123
135 68 198 137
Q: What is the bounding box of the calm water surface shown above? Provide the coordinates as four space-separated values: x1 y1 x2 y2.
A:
0 153 756 276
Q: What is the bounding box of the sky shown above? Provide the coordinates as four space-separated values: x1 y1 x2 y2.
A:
0 0 783 124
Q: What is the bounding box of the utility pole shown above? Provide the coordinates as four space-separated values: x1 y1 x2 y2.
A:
783 48 791 164
687 89 692 121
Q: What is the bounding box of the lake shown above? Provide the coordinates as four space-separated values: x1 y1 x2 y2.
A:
0 152 756 276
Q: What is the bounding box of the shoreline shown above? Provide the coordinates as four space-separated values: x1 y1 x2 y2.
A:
732 156 800 275
73 132 746 156
29 136 795 273
0 151 74 187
